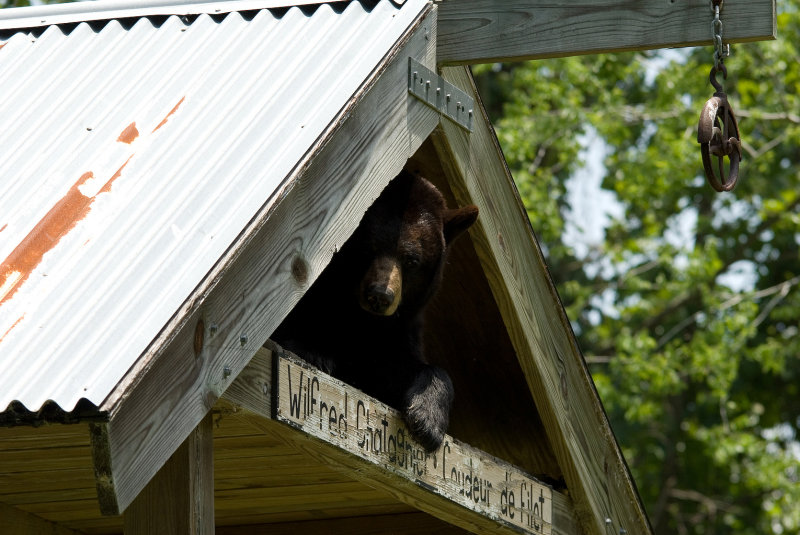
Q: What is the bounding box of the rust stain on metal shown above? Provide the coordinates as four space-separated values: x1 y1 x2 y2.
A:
0 314 25 346
0 224 6 233
0 172 95 306
0 44 5 51
0 158 131 307
100 156 133 194
152 96 186 133
117 122 139 144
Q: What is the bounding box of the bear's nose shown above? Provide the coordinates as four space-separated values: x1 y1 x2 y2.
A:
365 285 395 314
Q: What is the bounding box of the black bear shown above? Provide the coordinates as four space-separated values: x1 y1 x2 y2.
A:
272 170 478 452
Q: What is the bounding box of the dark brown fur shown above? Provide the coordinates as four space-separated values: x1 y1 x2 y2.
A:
272 171 478 451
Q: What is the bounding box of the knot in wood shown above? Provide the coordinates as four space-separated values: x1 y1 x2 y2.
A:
291 255 309 285
193 318 205 358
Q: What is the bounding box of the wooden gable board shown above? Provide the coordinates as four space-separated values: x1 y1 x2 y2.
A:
432 66 650 535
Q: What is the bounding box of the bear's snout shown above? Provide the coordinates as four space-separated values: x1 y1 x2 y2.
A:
365 285 395 314
359 257 402 316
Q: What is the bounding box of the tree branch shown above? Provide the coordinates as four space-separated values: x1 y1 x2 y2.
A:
669 488 744 515
655 274 800 350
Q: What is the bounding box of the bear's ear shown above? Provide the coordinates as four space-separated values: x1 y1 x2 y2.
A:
443 205 479 244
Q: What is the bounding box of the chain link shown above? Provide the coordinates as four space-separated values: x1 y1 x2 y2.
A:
711 0 729 69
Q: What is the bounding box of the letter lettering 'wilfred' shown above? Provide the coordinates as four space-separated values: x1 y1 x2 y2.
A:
287 366 303 419
286 365 319 422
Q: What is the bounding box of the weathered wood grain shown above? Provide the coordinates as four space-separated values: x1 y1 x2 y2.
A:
437 0 776 65
123 413 214 535
215 512 473 535
222 345 582 535
0 501 85 535
274 350 553 535
220 346 273 417
433 66 650 535
90 8 440 515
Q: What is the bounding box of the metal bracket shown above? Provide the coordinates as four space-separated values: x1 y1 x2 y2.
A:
408 58 473 132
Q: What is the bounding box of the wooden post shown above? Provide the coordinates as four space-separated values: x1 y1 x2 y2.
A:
123 413 214 535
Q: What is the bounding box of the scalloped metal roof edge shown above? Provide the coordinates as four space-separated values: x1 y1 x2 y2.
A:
0 398 105 427
0 0 406 30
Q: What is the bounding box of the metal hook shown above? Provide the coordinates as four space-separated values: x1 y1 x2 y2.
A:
709 63 727 94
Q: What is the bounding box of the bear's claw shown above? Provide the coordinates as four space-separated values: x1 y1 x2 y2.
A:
403 366 454 452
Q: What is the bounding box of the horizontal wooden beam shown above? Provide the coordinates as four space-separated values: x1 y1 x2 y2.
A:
436 0 776 65
222 344 582 535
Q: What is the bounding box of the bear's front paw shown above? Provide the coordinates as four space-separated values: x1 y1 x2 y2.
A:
403 366 454 452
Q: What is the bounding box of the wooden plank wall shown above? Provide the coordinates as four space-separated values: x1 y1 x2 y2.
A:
0 501 85 535
0 424 114 534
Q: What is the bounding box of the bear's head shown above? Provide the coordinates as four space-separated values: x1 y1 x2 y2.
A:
349 171 478 318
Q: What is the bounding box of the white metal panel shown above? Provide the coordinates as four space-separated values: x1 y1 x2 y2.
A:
0 0 428 418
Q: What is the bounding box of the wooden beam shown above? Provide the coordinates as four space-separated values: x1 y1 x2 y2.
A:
437 0 776 65
215 512 477 534
222 345 583 535
122 413 214 535
432 66 650 535
0 501 86 535
90 8 440 515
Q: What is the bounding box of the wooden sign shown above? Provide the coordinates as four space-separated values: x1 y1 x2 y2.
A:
274 352 553 535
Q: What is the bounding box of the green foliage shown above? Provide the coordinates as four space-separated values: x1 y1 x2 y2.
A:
475 1 800 533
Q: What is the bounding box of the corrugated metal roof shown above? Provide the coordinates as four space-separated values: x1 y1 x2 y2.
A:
0 0 409 30
0 0 428 421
